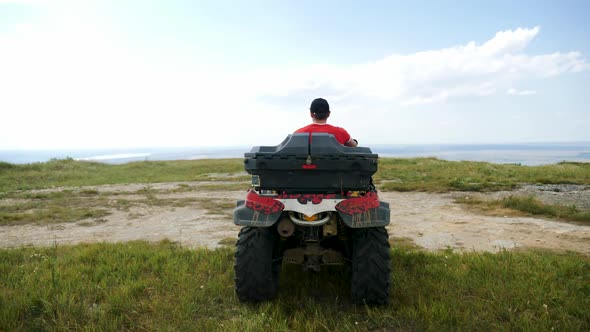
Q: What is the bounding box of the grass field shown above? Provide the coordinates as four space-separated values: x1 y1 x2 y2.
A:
1 158 589 329
1 158 589 193
375 158 590 192
456 195 590 224
0 241 588 331
0 158 248 193
1 158 589 225
0 186 236 226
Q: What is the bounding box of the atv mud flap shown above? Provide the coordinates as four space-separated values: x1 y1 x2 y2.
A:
337 201 390 228
233 202 282 227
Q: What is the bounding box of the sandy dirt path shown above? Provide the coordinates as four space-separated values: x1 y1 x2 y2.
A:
1 183 589 254
384 192 590 254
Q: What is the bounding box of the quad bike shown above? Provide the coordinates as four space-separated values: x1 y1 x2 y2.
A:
233 133 391 304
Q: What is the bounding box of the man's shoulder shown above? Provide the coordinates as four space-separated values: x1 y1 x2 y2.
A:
294 124 327 132
324 124 348 134
294 124 312 133
295 123 347 133
293 123 351 144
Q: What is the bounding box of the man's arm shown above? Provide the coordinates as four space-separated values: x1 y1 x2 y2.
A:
344 138 358 147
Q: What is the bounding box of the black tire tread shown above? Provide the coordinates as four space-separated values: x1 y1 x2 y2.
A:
234 227 278 302
350 227 391 305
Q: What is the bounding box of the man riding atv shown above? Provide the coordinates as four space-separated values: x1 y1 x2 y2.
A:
295 98 358 147
233 98 391 305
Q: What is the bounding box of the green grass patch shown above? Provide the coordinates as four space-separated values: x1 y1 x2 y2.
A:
0 206 110 225
217 237 238 247
0 158 247 192
456 195 590 223
0 242 588 330
0 190 112 225
376 158 590 192
0 186 237 225
1 157 588 193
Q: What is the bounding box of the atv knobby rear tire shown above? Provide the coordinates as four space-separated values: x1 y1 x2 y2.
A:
351 227 391 305
234 226 279 302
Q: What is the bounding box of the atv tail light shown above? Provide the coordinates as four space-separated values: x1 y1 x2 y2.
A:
335 191 380 214
302 164 317 169
244 190 284 214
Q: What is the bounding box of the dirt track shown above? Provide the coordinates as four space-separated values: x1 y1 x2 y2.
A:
1 183 589 254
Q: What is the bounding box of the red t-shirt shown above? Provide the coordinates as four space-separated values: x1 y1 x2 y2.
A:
294 124 351 145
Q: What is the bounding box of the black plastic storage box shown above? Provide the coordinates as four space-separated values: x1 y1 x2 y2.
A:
244 133 378 192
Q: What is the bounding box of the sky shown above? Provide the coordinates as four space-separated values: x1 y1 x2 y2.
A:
0 0 589 150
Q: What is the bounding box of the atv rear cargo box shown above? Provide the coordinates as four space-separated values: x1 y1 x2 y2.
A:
244 133 378 192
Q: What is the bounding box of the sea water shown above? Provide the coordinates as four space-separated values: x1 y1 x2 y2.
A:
0 143 588 166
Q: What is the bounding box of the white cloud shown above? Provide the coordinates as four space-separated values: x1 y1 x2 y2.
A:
479 26 539 55
507 88 537 96
0 23 588 149
254 26 587 105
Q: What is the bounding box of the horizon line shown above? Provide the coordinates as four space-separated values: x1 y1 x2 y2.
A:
1 140 589 152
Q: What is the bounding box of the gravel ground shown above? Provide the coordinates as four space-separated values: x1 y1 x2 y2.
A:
1 182 589 255
474 184 590 210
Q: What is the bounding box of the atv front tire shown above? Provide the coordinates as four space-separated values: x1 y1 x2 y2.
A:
350 227 391 305
234 226 280 302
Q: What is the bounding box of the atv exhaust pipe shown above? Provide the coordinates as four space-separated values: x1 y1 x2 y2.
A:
277 217 295 237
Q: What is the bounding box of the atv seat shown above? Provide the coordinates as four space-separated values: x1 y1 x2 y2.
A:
244 133 378 193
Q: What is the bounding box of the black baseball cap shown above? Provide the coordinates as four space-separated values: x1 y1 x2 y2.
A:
310 98 330 114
